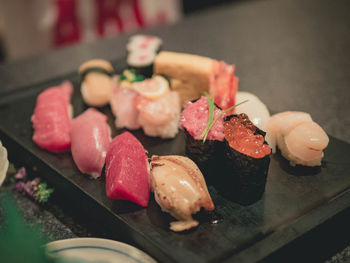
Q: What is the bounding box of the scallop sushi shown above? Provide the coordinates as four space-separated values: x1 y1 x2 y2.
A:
267 111 329 166
221 113 271 205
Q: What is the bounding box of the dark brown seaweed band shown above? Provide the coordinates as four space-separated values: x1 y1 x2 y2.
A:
80 67 113 81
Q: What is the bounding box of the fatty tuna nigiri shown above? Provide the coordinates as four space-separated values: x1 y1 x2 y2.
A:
71 108 111 178
31 81 73 152
105 132 150 207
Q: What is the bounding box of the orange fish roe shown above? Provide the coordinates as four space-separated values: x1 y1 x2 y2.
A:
224 114 271 158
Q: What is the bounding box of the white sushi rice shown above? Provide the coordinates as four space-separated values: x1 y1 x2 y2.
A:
138 112 180 139
127 34 162 53
127 50 156 68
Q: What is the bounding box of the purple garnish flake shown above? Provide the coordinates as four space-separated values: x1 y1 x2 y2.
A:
15 181 25 192
14 167 26 179
12 166 53 203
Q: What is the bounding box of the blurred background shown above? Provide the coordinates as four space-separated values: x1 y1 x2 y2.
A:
0 0 232 62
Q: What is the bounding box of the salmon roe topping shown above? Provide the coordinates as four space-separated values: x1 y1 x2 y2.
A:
224 114 271 158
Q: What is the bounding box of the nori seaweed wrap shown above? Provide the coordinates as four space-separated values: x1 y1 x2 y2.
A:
183 128 224 183
219 114 271 205
127 51 155 78
180 96 226 183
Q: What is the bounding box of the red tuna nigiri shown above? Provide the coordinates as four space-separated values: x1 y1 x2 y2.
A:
105 132 150 207
31 81 73 152
71 108 111 178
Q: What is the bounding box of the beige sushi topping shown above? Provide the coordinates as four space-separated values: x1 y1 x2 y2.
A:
79 59 114 107
0 141 9 186
150 155 214 232
267 111 329 166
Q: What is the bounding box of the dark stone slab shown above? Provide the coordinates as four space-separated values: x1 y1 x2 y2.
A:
0 62 349 262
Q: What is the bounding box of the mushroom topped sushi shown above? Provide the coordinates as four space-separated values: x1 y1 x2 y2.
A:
150 155 215 232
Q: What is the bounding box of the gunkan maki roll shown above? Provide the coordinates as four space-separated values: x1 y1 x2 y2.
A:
180 95 225 183
219 113 271 205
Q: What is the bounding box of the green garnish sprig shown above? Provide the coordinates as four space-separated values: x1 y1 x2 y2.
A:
33 182 54 203
12 166 54 203
200 97 248 143
119 69 145 83
200 92 215 141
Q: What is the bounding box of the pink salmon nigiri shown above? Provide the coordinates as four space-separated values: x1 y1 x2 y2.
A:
105 132 150 207
71 108 111 178
31 81 73 152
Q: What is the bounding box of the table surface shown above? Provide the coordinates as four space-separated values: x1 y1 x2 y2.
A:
0 0 350 262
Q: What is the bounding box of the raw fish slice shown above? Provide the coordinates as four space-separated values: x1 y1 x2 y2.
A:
105 132 149 207
110 80 141 130
135 91 180 138
284 122 329 162
150 155 215 232
31 81 73 152
267 111 312 153
71 108 111 178
180 96 225 141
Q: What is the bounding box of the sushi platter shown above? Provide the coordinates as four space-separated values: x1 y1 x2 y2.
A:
1 52 350 263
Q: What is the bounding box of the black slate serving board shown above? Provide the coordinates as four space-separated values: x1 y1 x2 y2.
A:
0 60 349 263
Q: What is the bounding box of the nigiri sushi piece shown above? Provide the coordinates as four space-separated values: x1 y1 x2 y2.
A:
79 59 114 107
267 111 329 166
110 78 141 130
0 141 9 186
150 155 215 232
105 132 150 207
134 77 180 139
31 81 73 152
235 91 273 149
71 108 111 179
